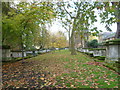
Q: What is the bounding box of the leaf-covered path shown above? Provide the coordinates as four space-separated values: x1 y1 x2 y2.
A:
2 50 119 89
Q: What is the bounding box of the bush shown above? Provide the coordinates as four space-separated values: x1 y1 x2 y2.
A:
38 52 42 54
2 45 10 49
87 39 99 48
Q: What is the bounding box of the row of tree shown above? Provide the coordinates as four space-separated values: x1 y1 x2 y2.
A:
2 2 56 50
2 1 68 61
2 1 120 55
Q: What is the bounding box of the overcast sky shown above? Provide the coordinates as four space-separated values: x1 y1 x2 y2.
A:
49 15 117 40
50 19 117 33
13 0 117 40
48 2 117 40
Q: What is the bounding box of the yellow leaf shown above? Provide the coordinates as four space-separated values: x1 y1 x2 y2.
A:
32 77 35 79
61 77 64 79
71 85 74 87
40 77 44 80
95 86 98 88
107 82 110 85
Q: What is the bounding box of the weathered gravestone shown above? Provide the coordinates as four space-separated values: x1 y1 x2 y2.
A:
92 48 106 57
2 45 11 61
12 50 26 58
82 48 89 53
104 39 120 62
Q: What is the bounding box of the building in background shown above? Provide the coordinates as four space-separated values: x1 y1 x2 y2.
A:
98 32 115 43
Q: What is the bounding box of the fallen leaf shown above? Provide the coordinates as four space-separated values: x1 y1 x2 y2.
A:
105 81 108 83
40 77 44 80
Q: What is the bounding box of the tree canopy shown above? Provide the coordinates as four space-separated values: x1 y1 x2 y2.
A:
2 1 56 50
2 1 120 55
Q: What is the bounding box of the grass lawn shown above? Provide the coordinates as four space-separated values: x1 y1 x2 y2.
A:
2 50 119 89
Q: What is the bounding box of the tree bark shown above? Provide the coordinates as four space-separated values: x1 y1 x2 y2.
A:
68 26 72 51
71 31 76 55
115 2 120 39
116 22 120 38
70 19 77 55
20 34 24 62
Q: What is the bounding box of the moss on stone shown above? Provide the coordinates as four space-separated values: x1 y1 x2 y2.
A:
97 56 106 60
106 39 120 42
82 48 90 49
103 39 120 45
88 48 106 51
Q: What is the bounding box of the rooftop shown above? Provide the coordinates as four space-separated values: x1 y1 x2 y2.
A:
99 32 115 40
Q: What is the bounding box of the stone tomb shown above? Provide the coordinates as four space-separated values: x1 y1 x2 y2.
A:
105 39 120 61
2 48 11 61
12 50 26 58
92 49 106 57
1 45 11 61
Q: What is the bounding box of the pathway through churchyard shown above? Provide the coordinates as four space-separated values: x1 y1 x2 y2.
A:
2 50 119 89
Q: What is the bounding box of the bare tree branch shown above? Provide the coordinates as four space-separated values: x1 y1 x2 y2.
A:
63 5 73 19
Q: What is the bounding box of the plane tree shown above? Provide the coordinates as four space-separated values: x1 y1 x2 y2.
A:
96 2 120 38
56 2 100 55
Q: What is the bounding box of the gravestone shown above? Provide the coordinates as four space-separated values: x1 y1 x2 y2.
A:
104 39 120 61
82 48 89 53
1 45 11 61
93 49 106 57
12 50 26 57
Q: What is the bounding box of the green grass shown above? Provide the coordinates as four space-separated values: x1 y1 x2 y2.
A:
28 50 119 88
2 50 119 88
43 49 115 88
103 62 119 73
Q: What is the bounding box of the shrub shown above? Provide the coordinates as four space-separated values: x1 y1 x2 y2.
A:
2 45 10 49
38 52 42 54
87 39 99 48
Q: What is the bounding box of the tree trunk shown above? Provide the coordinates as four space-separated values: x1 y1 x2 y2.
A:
84 33 89 48
115 2 120 38
116 22 120 38
70 19 77 55
80 38 82 48
21 25 26 62
71 31 76 55
82 39 85 48
21 35 24 62
21 42 24 61
68 28 71 51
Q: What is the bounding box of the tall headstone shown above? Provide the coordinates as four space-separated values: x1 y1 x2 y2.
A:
105 39 120 62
